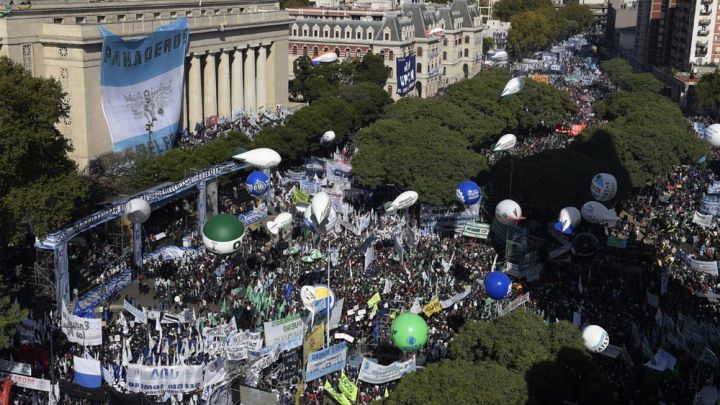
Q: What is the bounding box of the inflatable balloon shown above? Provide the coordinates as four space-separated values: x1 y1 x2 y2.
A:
300 285 336 315
246 171 270 197
582 325 610 353
384 191 419 214
233 148 281 169
484 271 512 300
202 214 245 254
555 207 581 234
124 198 151 224
571 232 599 258
495 199 523 225
491 50 508 61
501 76 525 97
590 173 618 202
321 130 336 143
581 201 618 226
456 181 482 205
391 312 428 352
492 134 517 152
311 192 331 224
705 123 720 147
303 207 316 231
266 212 293 235
311 51 338 65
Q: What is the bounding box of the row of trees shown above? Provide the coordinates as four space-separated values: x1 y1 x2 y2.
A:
599 58 663 93
493 0 594 57
387 311 613 404
692 70 720 120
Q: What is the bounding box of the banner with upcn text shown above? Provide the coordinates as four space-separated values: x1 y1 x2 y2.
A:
126 364 203 395
98 18 189 154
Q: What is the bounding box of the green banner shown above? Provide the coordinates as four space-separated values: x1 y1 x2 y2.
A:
462 222 490 239
294 189 310 205
607 236 628 249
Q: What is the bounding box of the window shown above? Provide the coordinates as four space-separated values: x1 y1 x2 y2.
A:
443 67 446 76
75 16 85 23
303 29 308 36
214 9 221 15
388 85 393 95
345 49 351 58
185 11 192 16
389 50 394 60
293 29 298 36
313 47 319 56
313 30 319 37
334 48 340 56
201 10 208 16
53 18 64 24
303 46 308 56
388 67 393 78
323 47 329 52
442 51 447 60
154 12 161 19
465 36 470 44
443 38 447 46
170 11 177 17
136 13 145 20
356 49 362 58
97 16 106 23
417 63 422 73
417 47 423 56
118 14 126 21
292 46 298 55
384 33 390 41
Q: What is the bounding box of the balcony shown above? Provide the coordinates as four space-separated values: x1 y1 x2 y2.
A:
701 0 713 5
699 18 711 26
696 47 708 57
700 7 712 15
698 29 710 36
697 38 709 46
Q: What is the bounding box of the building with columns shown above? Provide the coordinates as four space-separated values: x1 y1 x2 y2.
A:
287 0 484 100
0 0 290 168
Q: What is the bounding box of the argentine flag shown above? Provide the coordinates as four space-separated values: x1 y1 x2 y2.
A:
98 18 189 154
73 356 102 388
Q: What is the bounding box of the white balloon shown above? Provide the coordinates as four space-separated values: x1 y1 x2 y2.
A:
581 201 618 227
300 286 316 312
266 212 293 235
233 148 281 169
493 134 517 152
590 173 617 202
558 207 581 232
705 123 720 147
582 325 610 353
501 76 525 97
491 50 508 61
495 199 523 225
311 192 331 224
312 52 338 64
384 191 419 214
125 198 151 224
321 130 336 143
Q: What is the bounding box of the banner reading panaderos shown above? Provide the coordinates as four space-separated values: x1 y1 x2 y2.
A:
60 303 102 346
126 364 203 395
358 357 416 384
263 314 304 351
305 342 347 381
99 18 189 154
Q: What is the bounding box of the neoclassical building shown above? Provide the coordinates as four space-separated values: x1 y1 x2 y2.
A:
0 0 290 167
287 0 484 100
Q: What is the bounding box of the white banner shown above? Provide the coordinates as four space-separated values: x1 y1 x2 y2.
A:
686 255 719 276
225 331 263 361
440 287 471 309
0 373 51 392
0 359 31 376
329 298 344 330
126 364 204 395
358 357 416 385
203 318 237 341
263 314 304 351
123 299 147 324
305 342 347 381
498 293 530 316
693 211 714 227
60 303 102 346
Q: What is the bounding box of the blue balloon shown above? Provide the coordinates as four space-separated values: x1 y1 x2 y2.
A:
553 221 573 235
456 181 482 205
484 271 512 300
246 171 270 197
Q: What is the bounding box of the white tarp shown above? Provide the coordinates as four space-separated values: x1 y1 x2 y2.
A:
126 364 204 394
357 357 416 384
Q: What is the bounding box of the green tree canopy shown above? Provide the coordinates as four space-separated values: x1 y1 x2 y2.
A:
493 0 553 21
352 119 487 205
0 56 89 244
352 51 390 87
557 4 594 37
507 9 561 58
600 58 662 93
693 71 720 119
0 276 28 349
338 81 393 127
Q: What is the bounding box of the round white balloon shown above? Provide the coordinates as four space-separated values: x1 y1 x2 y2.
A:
582 325 610 353
311 192 331 224
321 130 336 143
125 198 151 224
495 199 523 225
590 173 617 202
705 124 720 147
558 207 581 232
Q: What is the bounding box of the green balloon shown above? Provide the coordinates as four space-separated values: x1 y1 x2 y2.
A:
202 214 245 254
391 312 428 352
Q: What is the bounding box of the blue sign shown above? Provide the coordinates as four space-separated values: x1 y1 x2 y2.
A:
99 18 189 154
456 180 482 205
305 342 347 381
305 158 325 176
396 55 416 96
700 194 720 216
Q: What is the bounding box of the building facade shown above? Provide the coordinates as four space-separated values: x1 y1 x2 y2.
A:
287 0 483 100
634 0 677 67
669 0 720 69
0 0 290 167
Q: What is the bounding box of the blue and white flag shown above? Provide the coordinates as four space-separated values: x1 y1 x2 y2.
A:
73 356 101 388
98 18 189 154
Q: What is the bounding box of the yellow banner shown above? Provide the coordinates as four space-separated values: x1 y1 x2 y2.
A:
422 298 442 317
324 380 352 405
294 189 310 205
303 323 325 363
367 292 381 308
296 378 304 405
339 370 358 401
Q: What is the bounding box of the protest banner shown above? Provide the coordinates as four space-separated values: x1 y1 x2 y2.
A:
686 255 719 276
339 370 358 401
305 342 347 381
225 331 263 361
60 303 102 346
263 314 304 351
324 380 351 405
0 359 31 376
0 373 51 392
123 299 147 324
692 211 714 227
303 323 325 363
422 298 442 317
126 364 203 395
498 293 530 316
358 357 416 384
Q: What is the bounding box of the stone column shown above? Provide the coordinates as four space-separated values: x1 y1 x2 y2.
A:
244 46 256 112
256 45 267 110
188 54 202 130
218 50 231 120
203 52 217 119
231 49 244 115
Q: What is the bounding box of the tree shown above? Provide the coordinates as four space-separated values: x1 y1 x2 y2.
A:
289 56 356 103
387 360 528 405
557 4 594 37
600 58 662 93
338 81 393 127
0 56 88 245
0 276 27 349
693 71 720 119
507 9 561 58
352 51 390 87
352 119 487 205
493 0 553 21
